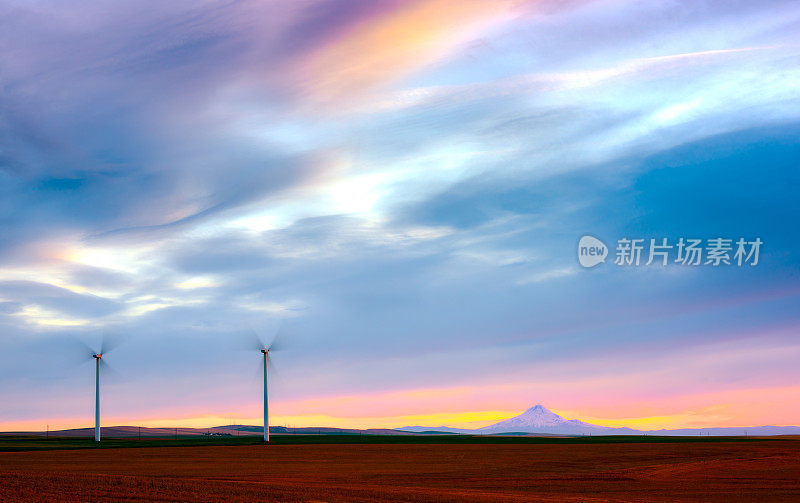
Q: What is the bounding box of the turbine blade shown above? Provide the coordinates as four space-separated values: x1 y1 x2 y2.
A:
251 353 282 385
36 335 97 380
266 321 288 352
266 353 281 384
232 327 265 352
252 355 266 383
247 326 266 351
56 335 97 368
71 336 95 356
98 359 124 384
99 328 126 355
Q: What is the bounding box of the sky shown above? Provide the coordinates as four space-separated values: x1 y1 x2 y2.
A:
1 0 799 431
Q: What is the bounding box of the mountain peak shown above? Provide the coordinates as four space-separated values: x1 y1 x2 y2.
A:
478 404 570 432
520 404 561 419
525 404 550 414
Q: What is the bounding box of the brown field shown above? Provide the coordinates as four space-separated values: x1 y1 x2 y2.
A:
2 440 800 502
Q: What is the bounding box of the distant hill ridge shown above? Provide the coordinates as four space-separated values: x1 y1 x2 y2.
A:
0 425 415 438
5 404 800 438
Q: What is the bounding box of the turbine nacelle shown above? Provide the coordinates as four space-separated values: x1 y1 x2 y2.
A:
93 353 102 359
260 348 269 354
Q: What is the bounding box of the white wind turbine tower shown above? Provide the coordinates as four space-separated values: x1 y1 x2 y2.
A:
261 347 270 442
93 352 102 441
245 324 284 443
73 332 123 442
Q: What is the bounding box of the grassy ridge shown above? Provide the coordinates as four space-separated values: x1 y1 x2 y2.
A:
0 434 783 452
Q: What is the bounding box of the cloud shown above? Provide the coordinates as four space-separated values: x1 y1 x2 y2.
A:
291 0 529 104
0 280 120 320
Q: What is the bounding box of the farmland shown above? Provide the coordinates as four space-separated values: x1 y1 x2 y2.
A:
1 436 799 501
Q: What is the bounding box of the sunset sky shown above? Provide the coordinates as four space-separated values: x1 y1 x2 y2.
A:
1 0 799 432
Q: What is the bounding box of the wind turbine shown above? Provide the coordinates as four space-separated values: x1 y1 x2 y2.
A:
246 325 284 443
73 332 122 442
261 347 271 442
92 352 102 442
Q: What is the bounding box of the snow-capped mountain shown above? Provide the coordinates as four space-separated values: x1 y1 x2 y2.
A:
401 404 629 435
400 404 800 436
476 404 626 434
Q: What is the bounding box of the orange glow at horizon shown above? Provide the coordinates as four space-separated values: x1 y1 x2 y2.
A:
3 383 800 433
